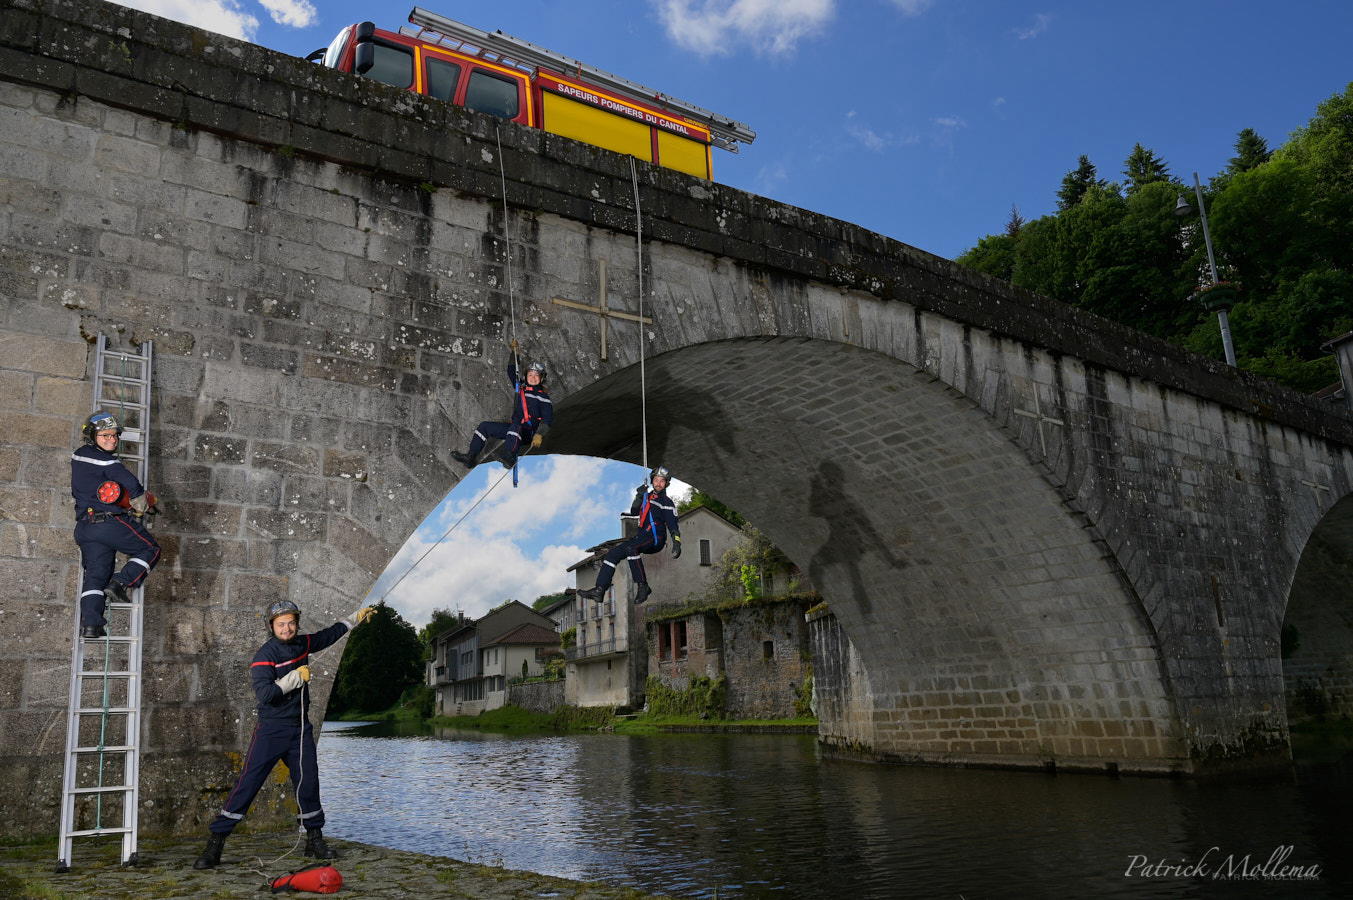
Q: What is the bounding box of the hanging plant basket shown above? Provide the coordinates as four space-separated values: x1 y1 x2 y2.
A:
1190 282 1239 312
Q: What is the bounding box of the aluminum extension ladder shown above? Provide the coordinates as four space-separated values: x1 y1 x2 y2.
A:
55 335 154 872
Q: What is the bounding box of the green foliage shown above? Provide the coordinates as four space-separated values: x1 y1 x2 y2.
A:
1057 154 1106 210
551 704 615 730
418 607 464 661
532 591 568 611
793 665 815 718
1122 142 1172 195
560 626 576 649
699 524 794 604
676 489 746 527
644 674 727 718
957 82 1353 393
739 565 762 600
329 604 424 716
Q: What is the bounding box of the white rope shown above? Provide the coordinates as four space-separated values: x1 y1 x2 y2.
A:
496 123 519 370
372 449 533 604
631 157 648 477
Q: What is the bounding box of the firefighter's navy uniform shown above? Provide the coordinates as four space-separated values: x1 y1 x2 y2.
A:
462 362 553 467
70 442 160 630
591 483 681 595
206 617 354 837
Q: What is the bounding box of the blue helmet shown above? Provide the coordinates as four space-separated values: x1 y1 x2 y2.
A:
81 410 121 444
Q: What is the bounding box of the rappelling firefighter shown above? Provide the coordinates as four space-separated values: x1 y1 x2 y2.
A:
578 466 682 606
451 340 553 470
193 600 377 870
70 410 162 639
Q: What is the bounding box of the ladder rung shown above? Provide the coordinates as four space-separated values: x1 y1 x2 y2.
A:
67 827 134 837
75 706 136 715
80 636 137 644
70 785 132 795
74 745 135 753
78 670 135 678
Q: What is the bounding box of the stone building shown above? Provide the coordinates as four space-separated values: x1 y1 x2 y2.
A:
564 505 745 708
648 595 817 719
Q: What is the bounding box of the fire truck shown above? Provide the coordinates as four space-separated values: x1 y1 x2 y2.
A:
310 7 755 180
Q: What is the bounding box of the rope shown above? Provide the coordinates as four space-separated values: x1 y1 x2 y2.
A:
372 447 536 605
495 122 519 371
630 157 648 477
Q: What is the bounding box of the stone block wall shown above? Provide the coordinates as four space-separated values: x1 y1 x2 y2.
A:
508 679 565 715
721 601 812 719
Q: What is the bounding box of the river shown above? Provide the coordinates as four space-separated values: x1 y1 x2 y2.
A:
317 722 1352 898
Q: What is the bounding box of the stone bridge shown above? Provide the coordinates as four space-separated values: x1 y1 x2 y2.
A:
3 0 1352 838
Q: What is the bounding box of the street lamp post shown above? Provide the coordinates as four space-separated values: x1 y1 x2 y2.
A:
1175 171 1237 366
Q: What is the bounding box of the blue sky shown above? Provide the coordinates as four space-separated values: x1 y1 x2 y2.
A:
111 0 1353 625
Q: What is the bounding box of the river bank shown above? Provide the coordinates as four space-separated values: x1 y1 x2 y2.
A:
0 830 674 900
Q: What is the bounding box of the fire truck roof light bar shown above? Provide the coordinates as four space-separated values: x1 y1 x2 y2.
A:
404 7 755 152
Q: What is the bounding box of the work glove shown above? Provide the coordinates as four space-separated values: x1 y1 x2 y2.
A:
129 493 149 515
671 535 682 559
277 666 309 694
352 607 376 626
510 339 520 354
531 433 543 449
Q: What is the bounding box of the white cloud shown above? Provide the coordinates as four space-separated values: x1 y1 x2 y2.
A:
369 456 639 627
933 116 967 130
112 0 260 41
654 0 835 58
992 96 1006 109
1014 13 1052 40
259 0 317 28
885 0 934 15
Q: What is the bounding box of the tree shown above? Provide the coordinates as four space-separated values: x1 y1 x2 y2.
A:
1279 81 1353 198
1057 154 1105 210
1227 128 1271 175
532 591 567 612
329 604 424 715
1005 204 1026 237
1122 143 1171 195
418 607 464 662
957 232 1018 282
676 489 746 527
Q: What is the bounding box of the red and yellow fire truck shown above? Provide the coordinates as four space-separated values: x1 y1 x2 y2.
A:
312 7 755 180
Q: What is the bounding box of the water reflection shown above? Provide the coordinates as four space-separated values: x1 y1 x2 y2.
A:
318 722 1353 898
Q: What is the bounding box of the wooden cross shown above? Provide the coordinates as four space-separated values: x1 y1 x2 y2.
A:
1014 389 1064 457
550 259 652 361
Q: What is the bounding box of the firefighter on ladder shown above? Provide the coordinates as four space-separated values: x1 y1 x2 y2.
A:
70 410 161 639
450 341 553 470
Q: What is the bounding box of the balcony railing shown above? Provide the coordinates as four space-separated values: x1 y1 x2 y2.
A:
565 638 626 661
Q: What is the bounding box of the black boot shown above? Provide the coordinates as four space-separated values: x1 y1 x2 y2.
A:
104 581 130 603
578 585 604 601
633 583 652 605
451 450 475 469
304 828 336 859
193 833 226 870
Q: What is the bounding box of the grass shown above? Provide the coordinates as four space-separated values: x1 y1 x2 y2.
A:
428 705 560 732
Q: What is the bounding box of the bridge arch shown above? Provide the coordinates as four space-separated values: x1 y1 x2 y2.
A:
1282 494 1353 727
551 339 1186 772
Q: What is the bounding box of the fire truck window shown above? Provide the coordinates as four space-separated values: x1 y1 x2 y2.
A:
427 58 461 102
359 41 413 90
465 70 520 119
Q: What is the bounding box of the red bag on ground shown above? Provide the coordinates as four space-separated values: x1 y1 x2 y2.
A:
270 864 342 893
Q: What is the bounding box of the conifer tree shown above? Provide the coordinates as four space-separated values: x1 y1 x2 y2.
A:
1122 143 1171 195
1056 154 1104 209
1227 128 1271 175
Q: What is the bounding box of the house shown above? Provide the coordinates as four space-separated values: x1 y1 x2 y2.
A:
428 601 559 717
563 504 745 709
648 595 816 719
